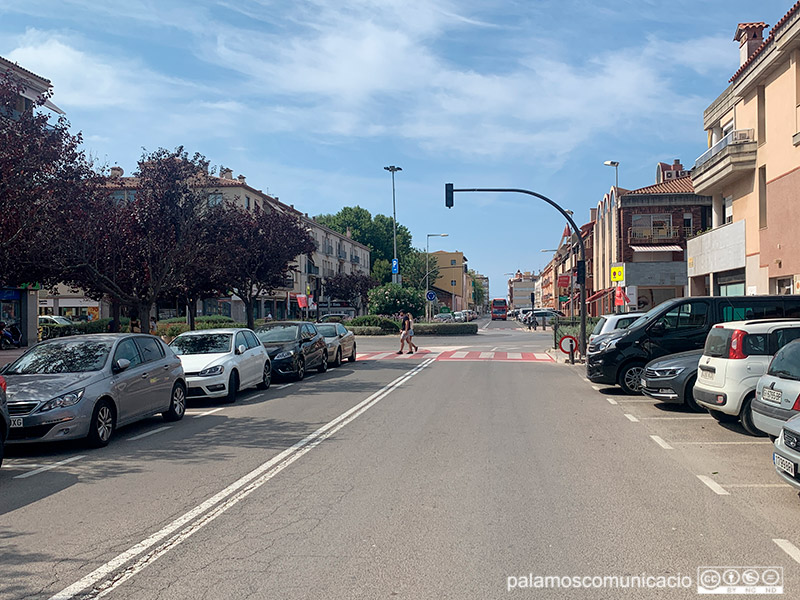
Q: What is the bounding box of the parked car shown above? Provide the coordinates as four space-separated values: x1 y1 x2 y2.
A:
2 334 186 447
752 339 800 437
433 313 453 322
170 328 271 403
589 312 645 344
0 375 8 468
587 295 800 395
533 309 561 328
453 311 466 322
694 320 800 434
255 321 327 381
319 313 352 322
772 413 800 491
315 322 356 366
38 315 73 326
640 350 704 412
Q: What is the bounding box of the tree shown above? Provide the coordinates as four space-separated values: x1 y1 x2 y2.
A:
324 272 376 311
371 258 391 285
367 283 425 318
216 203 316 329
468 269 486 308
404 249 439 290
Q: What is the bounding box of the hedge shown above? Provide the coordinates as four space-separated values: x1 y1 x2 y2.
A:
346 326 385 336
160 315 235 324
412 322 478 335
349 315 400 332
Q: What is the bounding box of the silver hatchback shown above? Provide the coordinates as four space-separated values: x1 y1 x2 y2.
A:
2 334 186 447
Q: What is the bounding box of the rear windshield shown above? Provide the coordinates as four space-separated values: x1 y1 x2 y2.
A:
591 318 607 335
316 324 338 337
616 316 640 330
704 328 732 357
768 341 800 380
170 334 232 355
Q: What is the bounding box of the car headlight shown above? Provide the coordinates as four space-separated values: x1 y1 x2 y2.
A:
598 338 619 351
38 388 85 412
199 365 225 377
651 367 684 378
275 350 295 360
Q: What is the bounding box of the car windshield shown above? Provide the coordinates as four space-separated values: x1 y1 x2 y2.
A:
170 334 232 355
768 341 800 380
48 316 73 325
591 318 607 335
5 340 112 374
256 325 299 343
316 324 338 337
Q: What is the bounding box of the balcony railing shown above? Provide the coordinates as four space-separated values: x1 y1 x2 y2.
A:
694 129 755 169
306 264 320 275
350 255 360 264
324 245 334 255
628 225 689 243
338 250 348 260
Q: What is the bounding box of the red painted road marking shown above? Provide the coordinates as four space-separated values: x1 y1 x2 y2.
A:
356 350 554 363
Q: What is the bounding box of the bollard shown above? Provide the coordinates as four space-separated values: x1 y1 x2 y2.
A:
569 338 575 365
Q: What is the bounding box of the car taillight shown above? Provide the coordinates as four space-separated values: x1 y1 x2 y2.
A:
728 329 747 359
793 394 800 411
0 376 5 392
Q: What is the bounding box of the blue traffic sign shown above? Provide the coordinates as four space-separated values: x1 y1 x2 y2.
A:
426 290 437 302
391 258 399 274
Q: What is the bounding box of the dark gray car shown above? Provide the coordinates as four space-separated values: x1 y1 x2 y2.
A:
641 350 704 412
0 375 8 468
3 334 186 447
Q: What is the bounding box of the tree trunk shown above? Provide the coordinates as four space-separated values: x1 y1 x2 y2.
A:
111 300 121 332
186 295 197 330
242 296 255 330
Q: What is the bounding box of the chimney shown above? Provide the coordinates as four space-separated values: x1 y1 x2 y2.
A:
237 174 246 184
734 22 767 66
673 159 683 169
590 207 597 221
346 227 352 238
220 168 233 179
109 166 124 178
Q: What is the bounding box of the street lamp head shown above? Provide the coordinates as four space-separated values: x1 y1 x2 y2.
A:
603 160 619 167
384 165 402 173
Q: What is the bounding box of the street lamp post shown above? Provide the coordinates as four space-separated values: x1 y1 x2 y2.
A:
384 165 402 285
604 160 619 189
426 233 448 320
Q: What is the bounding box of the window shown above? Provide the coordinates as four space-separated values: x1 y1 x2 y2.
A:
451 280 457 286
336 323 348 336
683 212 693 231
113 338 143 368
134 336 164 363
657 301 708 331
721 300 783 322
451 259 456 266
234 331 248 350
757 85 766 144
245 196 251 210
773 328 800 352
723 197 733 224
243 331 260 349
758 166 767 229
208 192 223 207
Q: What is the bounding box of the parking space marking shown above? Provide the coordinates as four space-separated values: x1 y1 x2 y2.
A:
724 483 792 488
3 463 46 470
277 383 293 389
606 398 618 405
613 399 658 403
128 427 172 441
650 435 674 450
14 455 86 479
774 539 800 565
192 408 224 419
675 440 773 445
697 475 730 495
624 414 639 422
640 416 712 420
592 385 603 391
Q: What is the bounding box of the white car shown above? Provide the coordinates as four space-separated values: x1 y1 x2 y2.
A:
589 312 645 344
694 319 800 435
453 311 466 322
772 414 800 491
169 328 271 403
315 322 356 367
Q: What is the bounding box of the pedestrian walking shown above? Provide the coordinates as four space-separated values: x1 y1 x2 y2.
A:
406 312 418 354
150 316 158 336
397 310 409 354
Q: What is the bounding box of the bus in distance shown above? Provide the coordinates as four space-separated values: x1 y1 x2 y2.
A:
491 298 508 320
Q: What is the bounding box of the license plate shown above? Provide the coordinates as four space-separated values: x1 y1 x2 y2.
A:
762 387 782 403
775 453 796 477
700 369 714 380
10 417 22 428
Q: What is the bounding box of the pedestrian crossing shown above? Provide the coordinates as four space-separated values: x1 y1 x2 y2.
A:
356 349 554 363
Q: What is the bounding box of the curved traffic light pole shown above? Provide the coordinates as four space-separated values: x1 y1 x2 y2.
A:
444 185 586 357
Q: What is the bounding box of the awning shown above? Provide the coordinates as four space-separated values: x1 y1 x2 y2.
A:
630 244 683 252
19 87 65 115
586 288 612 303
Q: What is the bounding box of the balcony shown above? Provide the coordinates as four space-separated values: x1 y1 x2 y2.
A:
686 220 746 278
338 250 348 260
692 129 757 195
627 225 689 244
324 245 334 256
306 264 320 275
350 255 360 264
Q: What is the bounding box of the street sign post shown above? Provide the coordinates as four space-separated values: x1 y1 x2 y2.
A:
391 259 399 274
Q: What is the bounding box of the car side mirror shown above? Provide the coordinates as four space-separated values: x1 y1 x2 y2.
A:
649 322 666 337
113 358 131 373
236 344 247 355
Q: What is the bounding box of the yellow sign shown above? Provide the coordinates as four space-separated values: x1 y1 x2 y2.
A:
610 265 625 282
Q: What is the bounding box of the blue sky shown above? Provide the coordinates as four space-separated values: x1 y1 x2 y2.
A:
1 0 793 299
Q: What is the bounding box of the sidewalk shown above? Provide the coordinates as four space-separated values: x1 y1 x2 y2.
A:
0 347 26 366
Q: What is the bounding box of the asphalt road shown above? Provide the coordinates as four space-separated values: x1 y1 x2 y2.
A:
2 317 800 598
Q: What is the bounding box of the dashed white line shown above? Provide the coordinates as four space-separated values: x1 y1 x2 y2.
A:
14 455 86 479
128 427 172 441
277 383 293 389
697 475 730 495
606 398 618 405
624 414 639 422
192 408 225 419
675 441 773 445
774 539 800 565
650 435 674 450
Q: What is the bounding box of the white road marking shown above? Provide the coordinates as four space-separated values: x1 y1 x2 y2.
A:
774 539 800 565
650 435 674 450
613 399 657 403
481 321 490 330
128 427 172 441
675 441 773 445
277 383 293 389
49 358 436 600
624 414 639 422
451 351 469 359
507 352 522 359
591 385 603 391
3 463 46 469
533 353 550 360
14 455 86 480
356 354 368 359
640 416 712 420
479 352 494 359
724 483 792 488
371 352 396 360
697 475 729 495
192 408 224 419
606 398 618 405
490 347 499 351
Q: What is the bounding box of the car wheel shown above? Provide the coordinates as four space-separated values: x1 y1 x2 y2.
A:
295 357 305 381
708 409 738 424
333 348 342 368
683 375 705 412
224 371 239 404
162 382 187 422
618 363 645 395
256 361 271 390
0 337 11 351
87 399 115 448
318 351 328 373
740 395 767 436
348 343 356 362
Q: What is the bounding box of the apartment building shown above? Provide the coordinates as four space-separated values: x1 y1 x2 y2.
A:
507 271 537 310
689 10 800 296
591 162 711 314
473 273 490 314
431 250 469 311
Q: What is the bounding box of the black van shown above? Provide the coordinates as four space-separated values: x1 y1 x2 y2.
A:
587 295 800 394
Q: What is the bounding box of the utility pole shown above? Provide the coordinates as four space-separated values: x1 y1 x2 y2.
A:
384 165 402 286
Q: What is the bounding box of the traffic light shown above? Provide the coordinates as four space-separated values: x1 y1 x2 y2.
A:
445 183 454 208
531 292 535 306
576 260 586 285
